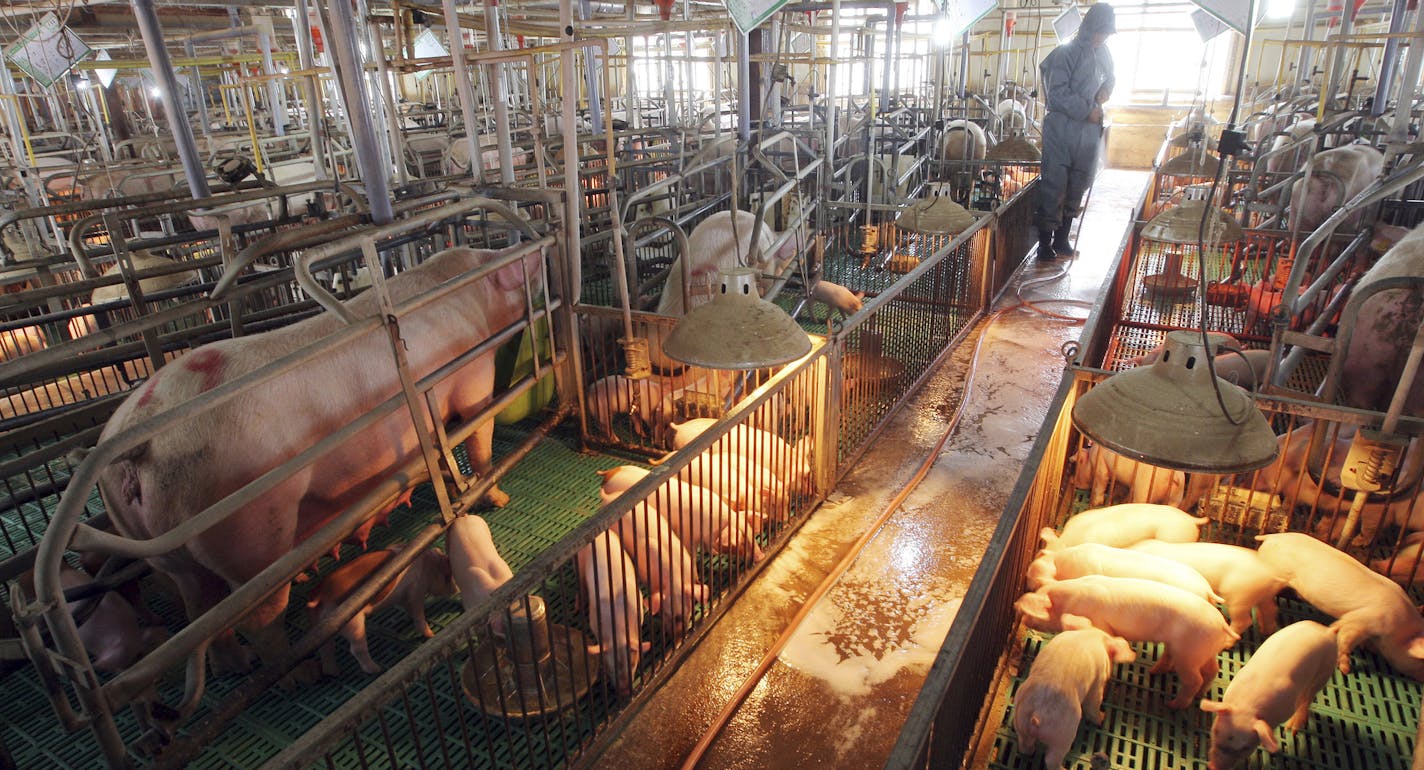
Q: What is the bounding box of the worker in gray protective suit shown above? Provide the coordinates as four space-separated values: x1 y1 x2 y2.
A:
1036 3 1116 260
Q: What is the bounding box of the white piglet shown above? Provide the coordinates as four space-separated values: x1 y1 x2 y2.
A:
585 375 673 441
1041 504 1208 552
1130 540 1286 634
1071 444 1185 507
1255 532 1424 679
1200 621 1338 770
1015 575 1239 708
1013 627 1136 770
1026 543 1222 605
669 418 812 490
577 531 649 696
810 280 864 318
615 501 708 633
446 516 516 633
600 477 762 562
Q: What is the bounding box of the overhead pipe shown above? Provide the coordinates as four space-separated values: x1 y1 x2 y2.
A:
132 0 212 199
323 0 396 223
256 17 287 136
443 0 492 186
486 0 518 185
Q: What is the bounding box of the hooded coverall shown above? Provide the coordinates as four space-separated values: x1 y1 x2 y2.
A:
1035 32 1115 235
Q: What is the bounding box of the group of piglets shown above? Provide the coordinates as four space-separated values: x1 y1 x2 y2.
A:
1012 502 1424 770
303 515 514 676
580 416 811 695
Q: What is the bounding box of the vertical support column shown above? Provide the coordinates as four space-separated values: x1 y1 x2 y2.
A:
1387 3 1424 145
561 0 584 303
132 0 211 198
257 17 287 135
293 0 328 180
1372 0 1411 116
486 0 517 185
369 21 410 186
1327 0 1352 107
738 30 753 142
324 0 395 223
1297 0 1319 91
183 40 212 141
578 0 605 130
442 0 490 185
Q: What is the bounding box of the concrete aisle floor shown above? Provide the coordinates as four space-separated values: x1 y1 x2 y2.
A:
598 170 1150 769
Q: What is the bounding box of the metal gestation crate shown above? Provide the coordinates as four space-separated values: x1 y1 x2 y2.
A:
889 370 1424 770
13 198 564 768
926 155 1041 214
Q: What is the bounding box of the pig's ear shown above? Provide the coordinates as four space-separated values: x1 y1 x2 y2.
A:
1371 224 1411 253
1107 637 1136 663
1254 720 1281 753
1040 528 1059 547
1060 613 1094 631
640 641 652 652
1199 700 1229 714
1406 635 1424 659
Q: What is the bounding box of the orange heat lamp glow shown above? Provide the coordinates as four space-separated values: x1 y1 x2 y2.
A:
654 0 674 21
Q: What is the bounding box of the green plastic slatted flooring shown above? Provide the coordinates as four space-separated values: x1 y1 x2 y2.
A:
0 423 640 769
984 600 1420 770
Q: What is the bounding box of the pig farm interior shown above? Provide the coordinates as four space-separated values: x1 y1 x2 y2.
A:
0 0 1423 768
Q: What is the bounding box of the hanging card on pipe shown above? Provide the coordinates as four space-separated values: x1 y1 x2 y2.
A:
93 50 118 89
722 0 794 34
4 13 93 89
1189 0 1267 34
943 0 999 41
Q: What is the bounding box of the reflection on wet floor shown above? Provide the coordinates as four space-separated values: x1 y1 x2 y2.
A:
597 170 1151 769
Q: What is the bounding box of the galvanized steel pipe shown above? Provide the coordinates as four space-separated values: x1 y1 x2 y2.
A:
132 0 212 198
324 0 396 223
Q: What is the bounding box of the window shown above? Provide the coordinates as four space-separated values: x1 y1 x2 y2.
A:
1105 0 1235 106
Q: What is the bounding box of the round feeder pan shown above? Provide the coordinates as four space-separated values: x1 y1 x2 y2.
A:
1142 271 1197 299
845 353 906 391
462 623 598 719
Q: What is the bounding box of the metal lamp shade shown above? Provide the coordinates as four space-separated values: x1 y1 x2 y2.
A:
1072 330 1279 473
1160 151 1221 177
1142 199 1244 245
662 268 812 369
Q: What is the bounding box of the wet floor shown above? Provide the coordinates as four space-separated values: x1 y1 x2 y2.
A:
596 170 1151 769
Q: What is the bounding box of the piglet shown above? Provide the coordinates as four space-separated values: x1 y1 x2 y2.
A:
810 280 864 318
1130 540 1286 634
1015 575 1239 708
1013 627 1136 770
1255 532 1424 679
670 418 812 491
306 545 456 675
446 515 515 634
1200 621 1338 770
1041 503 1208 552
1026 543 1222 606
616 501 709 633
47 564 170 674
596 465 651 498
1071 444 1185 507
586 374 673 441
600 478 763 562
1372 531 1424 585
677 451 785 522
578 530 650 696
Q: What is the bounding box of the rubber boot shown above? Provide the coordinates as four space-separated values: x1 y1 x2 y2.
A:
1052 219 1075 257
1037 230 1056 261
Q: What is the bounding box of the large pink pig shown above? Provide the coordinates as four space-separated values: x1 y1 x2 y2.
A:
1071 444 1185 507
306 545 456 675
577 530 648 696
446 515 515 633
1040 504 1208 552
1013 627 1136 770
1129 540 1286 634
1199 620 1337 770
616 500 708 633
1287 144 1383 233
1249 421 1424 544
1255 532 1424 678
1015 575 1239 708
94 244 542 677
1338 222 1424 419
1026 543 1222 605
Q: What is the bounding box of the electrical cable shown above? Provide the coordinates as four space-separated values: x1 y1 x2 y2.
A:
1195 0 1258 425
